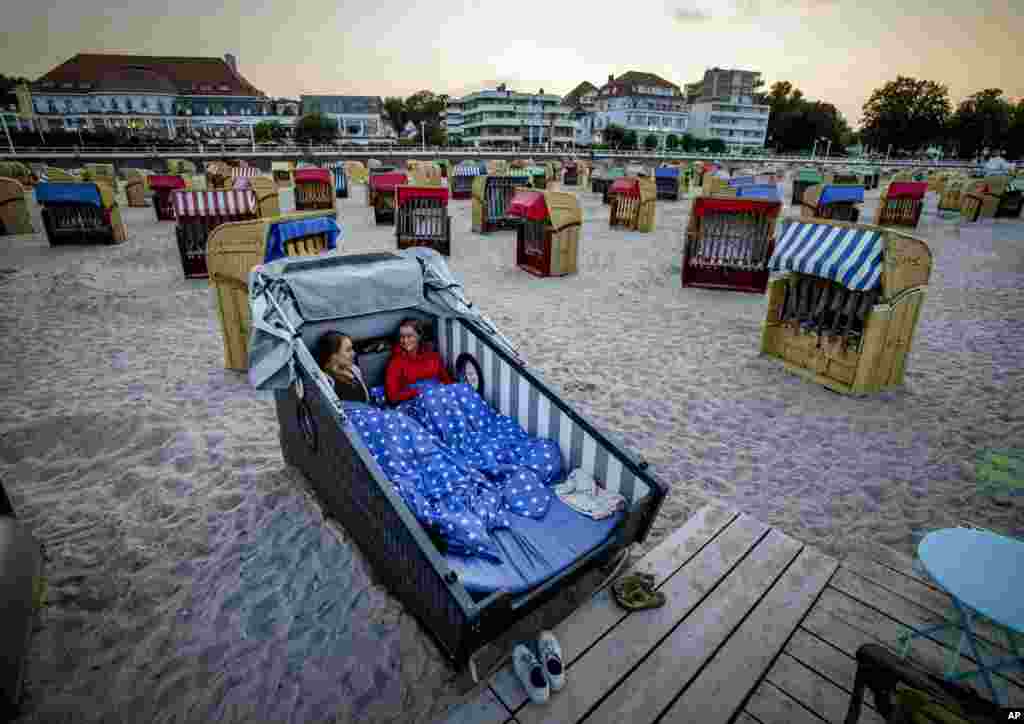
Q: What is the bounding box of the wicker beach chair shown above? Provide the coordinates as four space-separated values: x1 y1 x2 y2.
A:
449 163 482 200
293 168 335 213
395 185 451 256
655 166 682 200
471 175 530 234
792 168 825 205
563 162 579 187
123 169 150 208
149 174 186 220
368 172 407 224
172 189 260 279
762 219 932 395
800 184 864 222
207 210 341 370
0 178 34 235
876 182 927 228
682 194 781 294
0 161 32 188
608 177 657 232
271 161 294 190
507 190 581 277
36 181 127 246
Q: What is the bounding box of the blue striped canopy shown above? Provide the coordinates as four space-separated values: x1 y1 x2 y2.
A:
768 221 885 291
454 165 482 177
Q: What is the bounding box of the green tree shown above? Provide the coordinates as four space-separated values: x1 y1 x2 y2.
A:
382 96 407 137
643 133 659 150
665 134 679 151
679 133 696 152
860 76 951 154
622 129 638 149
294 112 337 143
0 73 30 110
949 89 1012 159
706 138 727 154
254 120 287 143
1006 100 1024 160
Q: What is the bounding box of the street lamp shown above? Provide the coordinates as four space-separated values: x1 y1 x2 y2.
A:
811 139 819 159
822 136 832 159
421 121 425 151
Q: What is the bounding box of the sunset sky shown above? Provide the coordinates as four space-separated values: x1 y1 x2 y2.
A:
3 0 1021 126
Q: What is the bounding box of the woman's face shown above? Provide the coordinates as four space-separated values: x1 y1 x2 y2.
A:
327 337 354 374
399 324 420 354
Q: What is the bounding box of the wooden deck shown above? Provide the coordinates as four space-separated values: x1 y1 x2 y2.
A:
436 504 1024 724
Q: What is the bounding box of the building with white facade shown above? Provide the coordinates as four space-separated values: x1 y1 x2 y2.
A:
684 68 769 151
453 84 575 149
21 52 298 139
299 95 386 143
441 97 464 140
584 72 690 149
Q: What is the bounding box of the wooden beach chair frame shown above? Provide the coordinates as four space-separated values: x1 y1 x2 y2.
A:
509 190 581 278
172 189 260 279
0 177 34 235
37 181 126 246
609 177 657 232
395 185 452 256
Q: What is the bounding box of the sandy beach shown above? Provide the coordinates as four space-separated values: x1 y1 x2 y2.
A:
1 173 1022 723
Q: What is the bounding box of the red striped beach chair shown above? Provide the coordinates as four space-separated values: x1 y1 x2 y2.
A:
173 189 259 279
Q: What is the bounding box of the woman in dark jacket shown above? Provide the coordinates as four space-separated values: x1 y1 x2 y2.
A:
315 331 370 404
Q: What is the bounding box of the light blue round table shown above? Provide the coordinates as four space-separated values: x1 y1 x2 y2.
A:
904 528 1024 706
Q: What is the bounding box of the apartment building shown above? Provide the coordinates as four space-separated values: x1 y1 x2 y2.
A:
453 84 575 148
441 97 464 140
586 72 690 148
299 95 385 142
685 68 768 151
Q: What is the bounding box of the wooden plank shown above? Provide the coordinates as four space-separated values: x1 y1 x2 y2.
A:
805 588 1024 706
489 504 739 711
432 687 510 724
565 528 802 724
745 681 829 724
512 514 771 723
786 628 877 711
839 556 1019 665
842 536 938 590
659 546 838 724
830 568 1024 681
766 653 887 724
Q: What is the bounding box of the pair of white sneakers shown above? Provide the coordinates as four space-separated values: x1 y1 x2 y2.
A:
512 630 566 704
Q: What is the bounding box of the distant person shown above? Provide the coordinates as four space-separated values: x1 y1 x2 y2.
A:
385 318 453 403
316 331 369 404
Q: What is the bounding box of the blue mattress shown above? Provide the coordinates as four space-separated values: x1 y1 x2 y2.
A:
819 185 865 204
264 216 341 263
738 184 781 201
447 498 622 596
35 182 102 207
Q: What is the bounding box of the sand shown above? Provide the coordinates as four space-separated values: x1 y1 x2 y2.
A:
1 175 1022 723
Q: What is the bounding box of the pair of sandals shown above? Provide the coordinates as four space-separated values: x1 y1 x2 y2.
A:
611 571 666 611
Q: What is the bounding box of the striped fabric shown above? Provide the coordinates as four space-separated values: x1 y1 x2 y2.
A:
453 165 482 177
768 221 884 291
443 318 653 505
173 190 257 217
230 167 260 178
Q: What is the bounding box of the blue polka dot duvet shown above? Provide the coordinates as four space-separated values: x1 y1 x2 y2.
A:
345 381 564 565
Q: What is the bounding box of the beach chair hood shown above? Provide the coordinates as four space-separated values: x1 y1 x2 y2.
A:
294 168 331 185
885 182 928 200
248 249 521 393
369 172 408 192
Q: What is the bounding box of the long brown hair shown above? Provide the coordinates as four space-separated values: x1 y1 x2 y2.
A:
397 318 432 351
315 331 352 370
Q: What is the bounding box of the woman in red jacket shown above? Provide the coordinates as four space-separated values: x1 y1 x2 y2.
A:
385 318 453 404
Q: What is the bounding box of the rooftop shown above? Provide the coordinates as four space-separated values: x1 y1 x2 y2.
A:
33 53 265 97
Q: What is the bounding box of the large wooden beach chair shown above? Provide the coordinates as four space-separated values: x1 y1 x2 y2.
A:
343 161 367 186
472 175 530 234
682 194 781 294
526 165 547 189
938 177 968 213
762 219 932 395
800 183 864 222
507 189 580 277
0 161 32 188
207 210 340 370
876 181 927 228
449 163 482 199
149 174 186 220
600 167 627 204
562 161 579 186
792 167 825 205
395 185 451 256
123 169 150 207
608 177 657 232
327 162 348 199
172 189 259 279
293 168 334 213
367 172 407 224
0 178 34 235
36 181 127 246
248 251 668 684
655 166 682 200
271 161 294 190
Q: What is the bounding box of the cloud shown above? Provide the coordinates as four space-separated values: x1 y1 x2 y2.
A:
671 5 713 21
